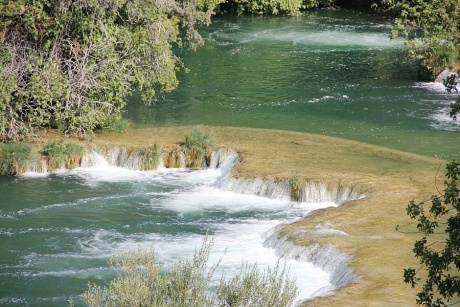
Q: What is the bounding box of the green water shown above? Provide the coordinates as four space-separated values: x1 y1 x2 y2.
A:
127 10 460 159
1 9 460 306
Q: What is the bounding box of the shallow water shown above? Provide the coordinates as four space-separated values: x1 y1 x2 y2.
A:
1 9 459 306
0 154 341 305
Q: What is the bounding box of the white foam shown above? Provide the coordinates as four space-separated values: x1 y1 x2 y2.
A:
20 171 49 178
428 107 460 131
414 82 449 93
7 149 357 304
313 224 348 236
239 28 401 49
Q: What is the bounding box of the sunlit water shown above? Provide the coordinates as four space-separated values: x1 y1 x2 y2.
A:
1 10 459 306
0 155 340 306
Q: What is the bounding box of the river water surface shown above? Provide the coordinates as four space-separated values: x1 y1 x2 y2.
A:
1 10 459 306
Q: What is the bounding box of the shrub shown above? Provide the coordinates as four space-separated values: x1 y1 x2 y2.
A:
288 174 305 202
216 261 298 306
81 236 298 307
42 139 86 170
183 128 214 168
137 143 162 170
0 142 33 175
165 145 182 168
64 142 86 169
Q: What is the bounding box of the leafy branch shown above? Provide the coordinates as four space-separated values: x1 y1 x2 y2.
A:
403 161 460 307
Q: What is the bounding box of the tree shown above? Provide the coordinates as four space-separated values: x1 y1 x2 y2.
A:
219 0 334 16
0 0 220 141
80 236 299 306
404 161 460 307
380 0 460 80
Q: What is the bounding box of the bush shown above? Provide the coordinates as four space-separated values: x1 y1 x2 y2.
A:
0 142 33 175
165 146 182 168
288 174 305 202
81 236 298 307
42 139 86 170
137 143 162 170
183 128 214 168
216 261 298 306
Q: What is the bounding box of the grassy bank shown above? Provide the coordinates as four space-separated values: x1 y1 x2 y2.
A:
37 126 443 306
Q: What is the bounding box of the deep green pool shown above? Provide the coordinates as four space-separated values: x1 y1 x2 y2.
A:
127 10 460 159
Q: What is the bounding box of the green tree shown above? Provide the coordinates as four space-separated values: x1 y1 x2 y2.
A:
81 236 299 306
220 0 334 16
381 0 460 79
404 161 460 306
0 0 220 141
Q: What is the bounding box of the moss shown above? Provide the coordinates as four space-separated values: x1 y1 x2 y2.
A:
64 142 86 169
0 142 33 175
137 143 162 170
183 128 214 168
164 145 182 168
42 139 86 171
288 173 304 202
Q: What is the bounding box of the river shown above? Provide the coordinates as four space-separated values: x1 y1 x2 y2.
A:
0 10 458 306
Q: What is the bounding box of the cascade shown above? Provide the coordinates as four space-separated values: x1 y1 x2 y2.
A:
179 151 186 169
25 158 48 174
80 149 110 168
217 172 366 204
263 226 356 289
17 144 362 297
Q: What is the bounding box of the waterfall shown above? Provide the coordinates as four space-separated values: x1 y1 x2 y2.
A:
217 172 365 204
23 157 48 174
263 226 357 290
218 177 290 200
81 149 110 168
300 183 365 205
16 145 362 299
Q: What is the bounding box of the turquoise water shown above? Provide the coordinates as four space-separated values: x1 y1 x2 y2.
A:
1 10 459 306
128 10 460 159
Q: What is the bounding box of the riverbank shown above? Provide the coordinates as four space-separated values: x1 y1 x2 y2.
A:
41 125 442 305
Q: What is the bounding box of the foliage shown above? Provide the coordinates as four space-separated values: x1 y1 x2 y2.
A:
403 161 460 306
222 0 333 15
165 145 183 168
137 143 162 170
81 236 298 306
216 261 298 306
440 75 460 121
382 0 460 79
288 174 305 202
442 75 459 94
449 98 460 121
0 142 33 175
183 128 214 168
42 139 85 170
0 0 222 141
